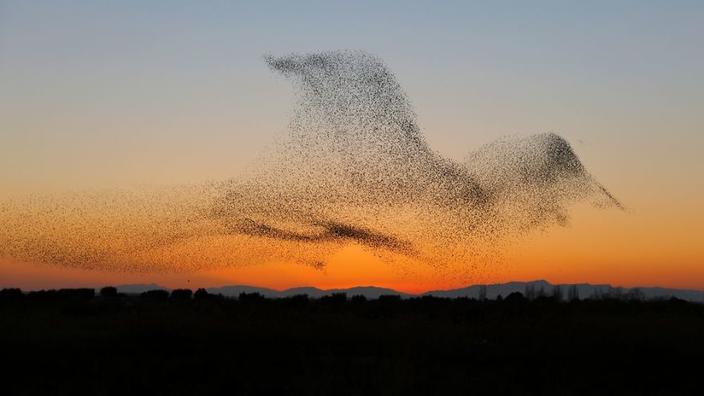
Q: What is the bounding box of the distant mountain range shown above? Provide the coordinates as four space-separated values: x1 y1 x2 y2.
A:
111 280 704 302
206 285 410 299
113 283 166 294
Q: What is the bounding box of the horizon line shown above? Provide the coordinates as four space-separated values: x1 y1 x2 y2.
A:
4 279 704 294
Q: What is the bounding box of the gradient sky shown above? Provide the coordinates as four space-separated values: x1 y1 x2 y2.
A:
1 1 703 291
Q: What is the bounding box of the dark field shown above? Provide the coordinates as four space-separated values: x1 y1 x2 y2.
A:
1 288 702 395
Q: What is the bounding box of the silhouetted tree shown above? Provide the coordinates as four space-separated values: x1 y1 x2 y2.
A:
2 286 704 395
100 286 118 298
0 288 23 301
239 292 265 303
27 290 57 300
140 289 169 302
194 288 210 300
378 295 401 303
58 288 95 300
351 295 367 303
505 292 526 304
171 289 193 301
284 294 309 307
321 293 347 304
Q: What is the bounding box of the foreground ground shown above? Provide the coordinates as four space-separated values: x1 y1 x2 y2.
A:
1 289 702 395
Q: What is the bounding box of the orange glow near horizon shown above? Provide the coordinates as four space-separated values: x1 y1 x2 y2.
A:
2 202 703 292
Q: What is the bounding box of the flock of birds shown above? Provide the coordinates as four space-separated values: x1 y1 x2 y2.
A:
0 50 621 274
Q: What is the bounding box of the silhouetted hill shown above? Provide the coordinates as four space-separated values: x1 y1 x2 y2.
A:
280 286 326 298
111 283 168 295
206 285 408 299
327 286 409 299
637 286 704 302
206 285 281 297
426 280 704 302
425 280 551 299
87 281 704 302
198 281 704 302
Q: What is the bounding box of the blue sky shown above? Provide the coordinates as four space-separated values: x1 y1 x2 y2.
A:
1 1 702 194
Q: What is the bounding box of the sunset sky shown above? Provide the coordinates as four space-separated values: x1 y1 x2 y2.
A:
1 1 703 292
